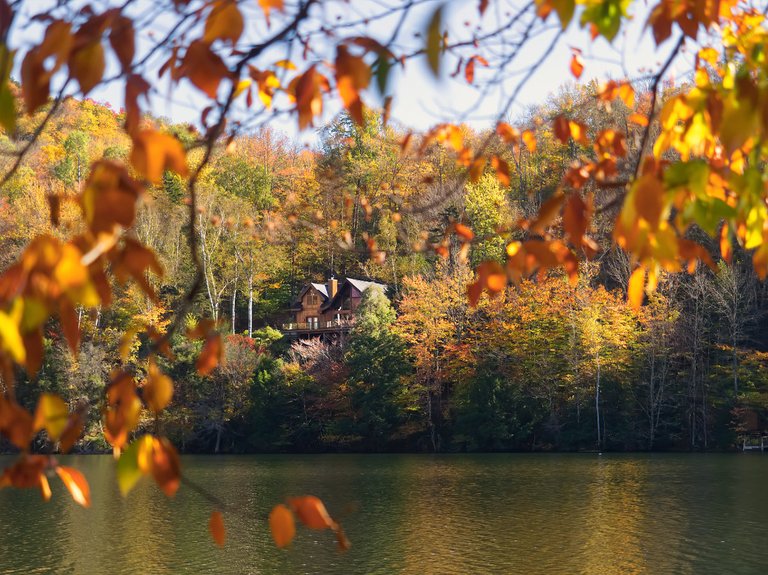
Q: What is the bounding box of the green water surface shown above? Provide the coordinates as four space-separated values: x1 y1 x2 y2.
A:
0 453 766 574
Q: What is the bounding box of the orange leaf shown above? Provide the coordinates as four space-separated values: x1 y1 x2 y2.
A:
111 238 164 302
289 495 337 530
130 129 188 185
521 129 536 152
269 504 296 548
491 155 510 186
20 50 49 115
151 437 181 497
628 112 649 126
22 329 44 378
59 301 80 354
291 66 328 130
124 74 150 135
179 40 229 99
0 454 50 499
197 333 223 376
204 1 244 45
103 371 142 449
56 466 91 507
0 399 34 450
469 155 486 182
258 0 285 24
720 224 732 264
531 192 564 234
628 266 646 310
80 160 144 234
109 15 135 72
496 122 519 144
454 223 474 242
335 45 371 125
633 173 664 226
209 510 226 547
569 51 584 79
553 115 570 143
59 411 85 454
563 193 591 248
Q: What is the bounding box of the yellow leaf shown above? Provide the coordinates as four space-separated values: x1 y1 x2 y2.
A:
143 359 173 413
628 266 645 310
0 310 25 364
204 1 244 45
209 510 226 547
56 466 91 508
33 393 69 441
117 435 154 496
269 504 296 548
69 41 105 95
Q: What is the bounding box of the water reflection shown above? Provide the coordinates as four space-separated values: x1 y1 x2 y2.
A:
0 454 766 574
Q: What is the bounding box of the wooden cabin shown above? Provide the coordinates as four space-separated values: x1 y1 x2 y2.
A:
282 277 387 337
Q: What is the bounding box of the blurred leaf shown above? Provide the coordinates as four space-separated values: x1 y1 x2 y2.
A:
56 466 91 508
209 510 226 547
269 504 296 548
33 393 68 441
425 5 443 77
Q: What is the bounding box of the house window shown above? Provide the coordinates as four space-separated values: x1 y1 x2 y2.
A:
306 291 318 306
307 317 319 329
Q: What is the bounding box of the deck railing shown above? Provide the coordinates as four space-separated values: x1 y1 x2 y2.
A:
281 318 354 331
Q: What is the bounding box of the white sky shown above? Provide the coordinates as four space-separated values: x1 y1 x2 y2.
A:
12 0 692 145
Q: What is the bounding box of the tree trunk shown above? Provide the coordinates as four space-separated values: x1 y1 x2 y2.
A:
231 286 237 334
248 274 253 338
595 349 601 451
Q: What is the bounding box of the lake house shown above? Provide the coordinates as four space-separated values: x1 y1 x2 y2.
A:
282 276 387 337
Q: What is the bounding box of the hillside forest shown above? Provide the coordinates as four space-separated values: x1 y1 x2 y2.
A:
3 84 767 454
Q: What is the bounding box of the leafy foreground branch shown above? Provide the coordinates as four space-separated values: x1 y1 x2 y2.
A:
0 0 766 558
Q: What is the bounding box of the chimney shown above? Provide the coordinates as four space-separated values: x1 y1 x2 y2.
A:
327 276 338 298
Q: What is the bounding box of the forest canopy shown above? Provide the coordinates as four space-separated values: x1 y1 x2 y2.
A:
0 0 766 552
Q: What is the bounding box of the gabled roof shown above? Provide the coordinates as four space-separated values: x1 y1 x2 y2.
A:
311 283 329 298
347 278 387 294
321 277 388 311
290 282 330 310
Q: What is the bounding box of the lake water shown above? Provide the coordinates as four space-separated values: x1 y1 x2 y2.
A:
0 454 766 574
